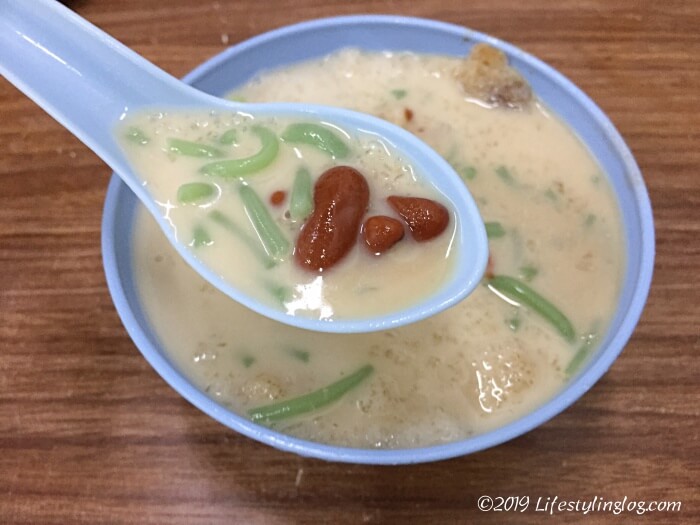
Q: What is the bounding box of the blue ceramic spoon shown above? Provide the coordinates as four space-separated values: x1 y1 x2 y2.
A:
0 0 487 333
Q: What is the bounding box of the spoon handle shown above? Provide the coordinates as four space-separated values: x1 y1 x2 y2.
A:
0 0 207 171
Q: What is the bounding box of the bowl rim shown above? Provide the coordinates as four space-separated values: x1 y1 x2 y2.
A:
102 14 655 465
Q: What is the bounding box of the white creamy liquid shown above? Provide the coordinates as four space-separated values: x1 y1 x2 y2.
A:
119 112 456 320
132 49 623 448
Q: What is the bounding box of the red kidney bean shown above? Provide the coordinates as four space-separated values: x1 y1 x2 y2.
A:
362 215 405 255
295 166 369 271
387 196 449 241
269 190 286 206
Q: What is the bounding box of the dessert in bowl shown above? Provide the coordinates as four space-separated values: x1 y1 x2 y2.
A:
102 16 654 464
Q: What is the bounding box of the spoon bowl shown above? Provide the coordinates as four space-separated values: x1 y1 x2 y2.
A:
0 0 488 333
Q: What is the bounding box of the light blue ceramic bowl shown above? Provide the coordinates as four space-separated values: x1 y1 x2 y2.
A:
101 15 654 464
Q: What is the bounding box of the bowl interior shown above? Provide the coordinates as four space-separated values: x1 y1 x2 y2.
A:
102 15 654 464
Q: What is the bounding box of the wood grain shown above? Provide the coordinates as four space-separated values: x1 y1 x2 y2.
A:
1 1 698 523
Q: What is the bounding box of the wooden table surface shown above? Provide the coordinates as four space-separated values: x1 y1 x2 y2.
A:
1 0 698 523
